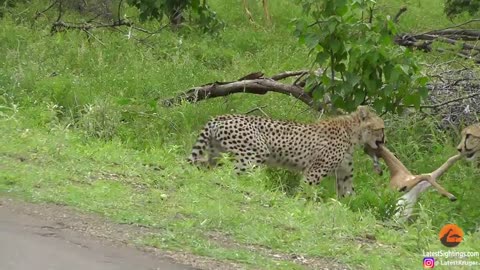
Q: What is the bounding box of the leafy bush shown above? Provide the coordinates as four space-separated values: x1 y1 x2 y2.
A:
444 0 480 18
0 0 26 16
294 0 429 113
126 0 224 33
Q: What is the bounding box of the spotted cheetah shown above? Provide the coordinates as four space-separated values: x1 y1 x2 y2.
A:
456 123 480 161
188 106 385 198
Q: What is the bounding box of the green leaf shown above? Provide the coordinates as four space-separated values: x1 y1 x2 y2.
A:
305 76 319 92
354 90 366 106
330 38 342 53
373 99 385 112
336 5 349 16
305 33 321 49
295 0 426 114
382 84 393 96
399 64 410 75
418 85 429 99
345 72 360 86
403 93 421 109
312 85 325 101
416 76 429 86
327 20 337 34
334 63 346 72
315 51 330 65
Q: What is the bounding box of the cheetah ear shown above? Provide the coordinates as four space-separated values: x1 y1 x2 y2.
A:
356 106 371 121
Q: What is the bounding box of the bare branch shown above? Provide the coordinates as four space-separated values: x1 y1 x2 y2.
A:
394 19 480 64
393 7 407 24
51 19 134 33
117 0 123 21
244 105 269 117
56 0 63 22
270 70 309 81
419 92 480 109
83 29 105 46
422 19 480 35
162 78 315 108
34 0 59 20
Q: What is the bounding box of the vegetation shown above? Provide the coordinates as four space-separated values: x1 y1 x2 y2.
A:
0 0 479 269
126 0 224 32
295 0 427 113
444 0 480 19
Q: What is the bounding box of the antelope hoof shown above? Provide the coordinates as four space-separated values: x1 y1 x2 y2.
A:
449 195 457 202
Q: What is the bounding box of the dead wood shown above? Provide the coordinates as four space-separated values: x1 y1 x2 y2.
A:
37 0 161 38
51 19 133 33
161 70 321 109
422 65 480 129
392 10 480 63
393 7 407 24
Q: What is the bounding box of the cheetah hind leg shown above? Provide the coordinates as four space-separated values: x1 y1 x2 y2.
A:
207 146 223 167
232 151 268 174
335 154 356 199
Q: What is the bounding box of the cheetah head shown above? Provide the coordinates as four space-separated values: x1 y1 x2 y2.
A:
456 124 480 161
356 106 385 149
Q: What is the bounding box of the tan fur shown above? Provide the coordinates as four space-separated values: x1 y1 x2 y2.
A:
394 124 480 220
456 123 480 161
188 106 385 198
364 144 457 201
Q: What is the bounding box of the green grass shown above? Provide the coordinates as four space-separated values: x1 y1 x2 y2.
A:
1 0 480 269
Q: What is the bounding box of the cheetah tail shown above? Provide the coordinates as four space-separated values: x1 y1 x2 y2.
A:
187 124 211 165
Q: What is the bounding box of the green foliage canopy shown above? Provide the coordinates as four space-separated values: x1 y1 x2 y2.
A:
126 0 224 33
444 0 480 18
294 0 429 113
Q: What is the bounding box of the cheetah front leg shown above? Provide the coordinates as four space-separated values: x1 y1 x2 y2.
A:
304 162 330 186
335 152 355 198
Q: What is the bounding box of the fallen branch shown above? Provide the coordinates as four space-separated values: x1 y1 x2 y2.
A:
51 19 133 33
415 35 480 53
161 70 321 109
162 66 480 129
392 12 480 63
244 105 269 116
423 19 480 34
34 0 59 20
419 92 480 109
393 7 407 24
270 70 309 81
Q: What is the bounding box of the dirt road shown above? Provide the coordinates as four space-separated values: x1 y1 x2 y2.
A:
0 198 195 270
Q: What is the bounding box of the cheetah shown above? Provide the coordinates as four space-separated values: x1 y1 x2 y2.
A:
456 123 480 161
188 106 385 198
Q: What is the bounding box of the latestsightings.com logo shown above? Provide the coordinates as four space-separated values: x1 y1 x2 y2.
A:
423 257 435 268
